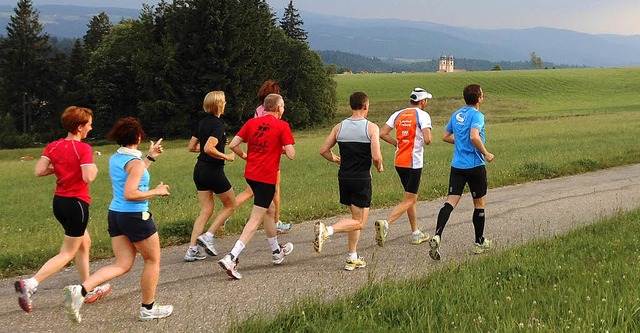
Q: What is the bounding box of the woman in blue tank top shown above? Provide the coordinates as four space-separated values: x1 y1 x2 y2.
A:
63 117 174 322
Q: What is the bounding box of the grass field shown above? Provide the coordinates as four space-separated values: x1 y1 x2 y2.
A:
233 208 640 332
1 67 639 278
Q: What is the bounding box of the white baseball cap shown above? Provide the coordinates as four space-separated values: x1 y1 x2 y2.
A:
410 87 433 102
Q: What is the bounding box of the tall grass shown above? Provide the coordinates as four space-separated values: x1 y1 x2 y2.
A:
234 208 640 332
1 67 640 277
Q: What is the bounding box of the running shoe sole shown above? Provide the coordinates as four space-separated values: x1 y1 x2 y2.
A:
429 236 441 261
15 280 32 312
374 220 386 247
196 236 217 256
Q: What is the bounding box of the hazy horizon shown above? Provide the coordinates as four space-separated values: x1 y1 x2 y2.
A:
1 0 638 36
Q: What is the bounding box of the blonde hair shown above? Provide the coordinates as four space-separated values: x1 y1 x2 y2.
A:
203 91 226 116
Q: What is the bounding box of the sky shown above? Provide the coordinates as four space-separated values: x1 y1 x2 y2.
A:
11 0 640 36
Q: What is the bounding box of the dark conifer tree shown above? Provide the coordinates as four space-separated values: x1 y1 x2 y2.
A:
279 0 307 42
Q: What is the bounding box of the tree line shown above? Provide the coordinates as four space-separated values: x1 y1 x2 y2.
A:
319 50 581 74
0 0 336 148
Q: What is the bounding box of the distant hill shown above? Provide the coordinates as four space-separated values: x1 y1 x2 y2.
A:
0 4 140 38
1 5 639 67
317 50 576 73
303 13 640 68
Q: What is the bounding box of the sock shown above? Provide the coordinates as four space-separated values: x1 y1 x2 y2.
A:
267 236 280 253
205 231 214 239
327 226 334 236
435 202 454 237
142 301 154 310
26 277 39 290
348 252 358 261
230 240 245 259
189 245 198 252
473 208 486 244
80 285 88 297
411 230 422 236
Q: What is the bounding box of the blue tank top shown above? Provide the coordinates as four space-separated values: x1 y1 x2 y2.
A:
109 152 150 212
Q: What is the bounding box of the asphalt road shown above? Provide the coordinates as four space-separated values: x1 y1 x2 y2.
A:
2 164 640 333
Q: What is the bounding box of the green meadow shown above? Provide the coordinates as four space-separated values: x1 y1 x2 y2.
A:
1 67 639 281
234 208 640 332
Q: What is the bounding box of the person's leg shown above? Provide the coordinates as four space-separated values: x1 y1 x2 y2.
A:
435 195 461 237
469 165 490 248
274 170 282 222
235 187 254 209
407 200 419 232
190 191 215 246
74 231 92 281
472 196 487 243
33 235 85 283
238 205 269 245
81 235 136 292
132 233 161 305
263 201 277 238
386 192 418 226
346 205 368 253
207 188 236 234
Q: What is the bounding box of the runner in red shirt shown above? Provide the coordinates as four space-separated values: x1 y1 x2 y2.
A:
218 93 295 279
14 106 111 313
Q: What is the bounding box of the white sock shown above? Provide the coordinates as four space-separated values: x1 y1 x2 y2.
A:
267 236 280 252
230 240 245 259
205 232 214 239
412 230 422 236
26 277 38 290
189 245 198 252
348 252 358 261
327 226 334 236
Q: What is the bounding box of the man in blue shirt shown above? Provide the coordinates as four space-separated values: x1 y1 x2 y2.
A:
429 84 495 260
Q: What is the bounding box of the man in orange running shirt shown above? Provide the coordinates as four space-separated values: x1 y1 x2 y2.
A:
375 87 433 247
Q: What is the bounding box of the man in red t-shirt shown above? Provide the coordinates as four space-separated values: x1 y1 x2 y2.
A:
218 93 295 279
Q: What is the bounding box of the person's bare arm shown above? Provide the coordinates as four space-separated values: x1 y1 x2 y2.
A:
422 127 432 145
81 164 98 183
34 157 54 177
470 128 494 163
203 136 234 161
319 124 341 164
283 144 295 160
369 122 384 172
187 136 200 153
123 159 170 201
379 124 397 147
442 130 454 144
228 135 247 160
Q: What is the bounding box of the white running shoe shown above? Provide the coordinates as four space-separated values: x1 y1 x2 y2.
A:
63 285 84 323
15 279 36 313
196 234 217 256
184 248 207 262
218 254 242 280
429 235 441 261
139 303 173 321
272 242 294 264
313 222 328 253
84 283 112 303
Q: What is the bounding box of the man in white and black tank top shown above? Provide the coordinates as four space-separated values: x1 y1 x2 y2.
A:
316 92 384 271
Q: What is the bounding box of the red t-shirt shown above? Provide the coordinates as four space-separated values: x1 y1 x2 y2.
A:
236 115 295 184
42 139 94 203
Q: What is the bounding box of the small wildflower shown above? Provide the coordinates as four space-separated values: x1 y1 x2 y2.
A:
519 323 524 328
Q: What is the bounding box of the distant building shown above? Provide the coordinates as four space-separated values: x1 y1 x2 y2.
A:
438 55 454 72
